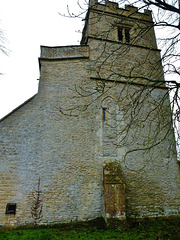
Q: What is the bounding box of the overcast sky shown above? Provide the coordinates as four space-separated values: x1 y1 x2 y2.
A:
0 0 85 119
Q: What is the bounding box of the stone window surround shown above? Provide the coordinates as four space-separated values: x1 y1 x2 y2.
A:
118 27 131 43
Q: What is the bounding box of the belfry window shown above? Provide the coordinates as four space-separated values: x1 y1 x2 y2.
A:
125 29 130 42
118 28 130 43
118 28 123 41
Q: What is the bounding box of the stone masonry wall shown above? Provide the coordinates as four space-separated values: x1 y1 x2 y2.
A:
0 47 103 226
0 1 179 226
86 1 180 218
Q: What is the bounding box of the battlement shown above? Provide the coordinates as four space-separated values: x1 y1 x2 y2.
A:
89 0 152 21
81 1 155 48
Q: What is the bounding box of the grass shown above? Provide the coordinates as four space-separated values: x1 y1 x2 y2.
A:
0 218 179 240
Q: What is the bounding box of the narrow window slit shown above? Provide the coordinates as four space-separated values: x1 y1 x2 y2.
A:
102 108 107 121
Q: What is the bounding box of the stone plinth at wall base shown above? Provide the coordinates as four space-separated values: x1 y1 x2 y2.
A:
1 215 179 231
126 214 180 228
106 217 128 229
106 215 180 229
0 217 107 231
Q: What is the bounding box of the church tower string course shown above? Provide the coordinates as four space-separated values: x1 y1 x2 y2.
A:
0 0 179 226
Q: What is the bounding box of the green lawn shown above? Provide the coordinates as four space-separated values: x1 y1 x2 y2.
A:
0 219 179 240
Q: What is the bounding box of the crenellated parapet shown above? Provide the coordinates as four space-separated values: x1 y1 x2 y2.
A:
89 0 152 21
81 1 155 48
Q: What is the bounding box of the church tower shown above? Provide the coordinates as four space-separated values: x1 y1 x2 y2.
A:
0 0 179 227
81 0 163 81
79 0 179 222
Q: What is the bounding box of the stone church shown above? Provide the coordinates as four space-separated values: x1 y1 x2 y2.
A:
0 0 179 226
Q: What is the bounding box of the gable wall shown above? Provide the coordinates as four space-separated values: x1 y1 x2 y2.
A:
0 48 105 225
